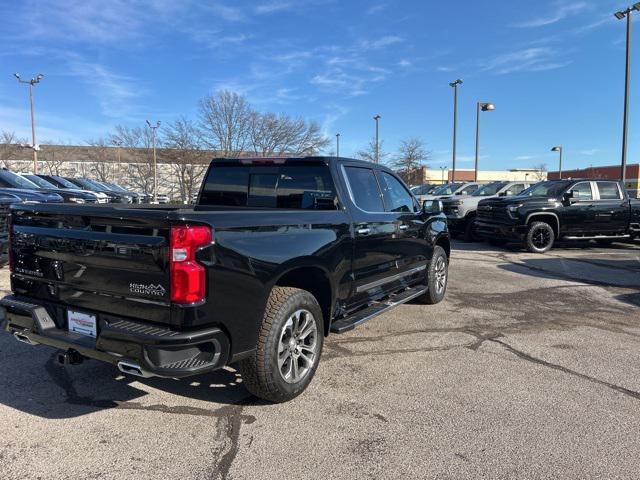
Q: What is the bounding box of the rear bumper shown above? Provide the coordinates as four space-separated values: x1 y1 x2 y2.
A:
475 220 527 241
0 295 230 378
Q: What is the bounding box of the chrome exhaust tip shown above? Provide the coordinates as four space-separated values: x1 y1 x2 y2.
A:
117 360 153 378
13 331 38 346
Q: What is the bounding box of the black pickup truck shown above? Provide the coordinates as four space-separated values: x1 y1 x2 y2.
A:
0 157 450 402
476 179 640 253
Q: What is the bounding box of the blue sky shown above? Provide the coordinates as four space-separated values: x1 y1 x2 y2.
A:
0 0 637 171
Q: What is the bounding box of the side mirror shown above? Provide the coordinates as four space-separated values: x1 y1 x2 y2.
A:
562 191 574 203
423 199 443 215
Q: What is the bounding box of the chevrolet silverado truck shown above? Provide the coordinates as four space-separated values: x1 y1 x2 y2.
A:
476 179 640 253
0 157 450 402
443 181 533 241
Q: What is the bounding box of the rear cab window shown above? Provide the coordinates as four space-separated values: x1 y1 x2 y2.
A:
343 166 384 212
596 182 622 200
199 161 337 209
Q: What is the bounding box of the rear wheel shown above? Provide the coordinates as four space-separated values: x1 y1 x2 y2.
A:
239 287 324 403
525 221 555 253
416 245 448 304
462 217 479 242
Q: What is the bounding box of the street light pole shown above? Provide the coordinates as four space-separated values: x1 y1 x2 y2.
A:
14 73 44 174
440 166 448 184
474 102 495 182
614 3 640 183
551 146 563 179
449 79 463 182
146 120 161 203
336 133 340 157
373 115 381 164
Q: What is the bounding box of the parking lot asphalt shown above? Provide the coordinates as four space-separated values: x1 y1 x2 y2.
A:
1 239 640 479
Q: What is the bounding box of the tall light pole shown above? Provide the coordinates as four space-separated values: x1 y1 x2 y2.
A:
449 79 463 181
474 102 495 182
439 166 448 184
614 3 640 184
336 133 340 157
14 73 44 174
373 114 381 164
146 120 161 203
551 146 563 179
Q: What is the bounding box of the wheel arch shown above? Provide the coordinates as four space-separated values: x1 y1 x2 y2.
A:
526 212 560 237
435 234 451 258
274 265 334 336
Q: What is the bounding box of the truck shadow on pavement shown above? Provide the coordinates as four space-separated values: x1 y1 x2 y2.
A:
0 335 261 419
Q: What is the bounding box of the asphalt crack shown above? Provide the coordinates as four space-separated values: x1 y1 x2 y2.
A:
490 338 640 402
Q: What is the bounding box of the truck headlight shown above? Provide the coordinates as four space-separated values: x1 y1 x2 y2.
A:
507 204 523 218
69 197 86 204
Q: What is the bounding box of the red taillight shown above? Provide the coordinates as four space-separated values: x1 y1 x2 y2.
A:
170 225 212 304
7 213 14 272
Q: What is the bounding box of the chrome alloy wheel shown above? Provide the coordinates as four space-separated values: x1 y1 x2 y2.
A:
434 256 447 295
277 309 319 384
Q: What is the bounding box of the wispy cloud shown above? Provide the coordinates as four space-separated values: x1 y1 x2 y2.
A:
398 59 412 67
255 1 294 15
513 1 589 28
65 55 141 118
481 47 571 75
516 155 535 161
366 3 387 15
361 35 403 50
579 149 600 156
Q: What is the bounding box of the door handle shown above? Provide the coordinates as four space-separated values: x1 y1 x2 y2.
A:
357 227 371 235
399 225 409 230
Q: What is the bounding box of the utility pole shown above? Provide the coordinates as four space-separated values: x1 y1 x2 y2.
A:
614 3 640 183
474 102 496 182
551 146 563 179
373 115 381 164
146 120 161 203
14 73 44 173
336 133 340 157
449 79 463 181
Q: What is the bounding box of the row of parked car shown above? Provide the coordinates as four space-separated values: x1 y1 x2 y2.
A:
411 179 640 252
0 169 165 205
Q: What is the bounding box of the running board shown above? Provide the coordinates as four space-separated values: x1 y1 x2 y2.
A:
330 284 427 334
563 234 631 240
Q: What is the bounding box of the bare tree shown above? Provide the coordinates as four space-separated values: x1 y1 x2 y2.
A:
355 138 388 164
86 138 115 182
532 163 547 181
38 142 70 175
247 112 329 156
198 90 252 155
109 125 156 194
162 117 209 203
0 130 30 170
393 137 430 184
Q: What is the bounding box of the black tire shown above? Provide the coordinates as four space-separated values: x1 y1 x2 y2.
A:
238 287 324 403
416 245 448 304
462 217 479 242
525 221 555 253
488 238 508 247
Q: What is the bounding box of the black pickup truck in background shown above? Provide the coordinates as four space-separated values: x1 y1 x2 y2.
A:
476 179 640 253
0 157 450 402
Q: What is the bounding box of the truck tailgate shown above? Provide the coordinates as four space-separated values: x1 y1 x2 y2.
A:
11 206 174 325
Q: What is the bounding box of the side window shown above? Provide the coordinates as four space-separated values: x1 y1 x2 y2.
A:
596 182 622 200
570 182 593 201
379 172 415 213
344 166 384 212
459 184 478 195
505 184 525 196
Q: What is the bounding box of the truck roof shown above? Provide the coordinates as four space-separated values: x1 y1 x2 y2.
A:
210 156 378 168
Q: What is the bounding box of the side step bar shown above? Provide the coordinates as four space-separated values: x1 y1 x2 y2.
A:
330 284 427 334
563 234 631 240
